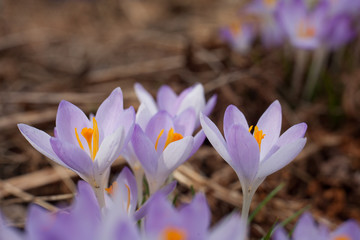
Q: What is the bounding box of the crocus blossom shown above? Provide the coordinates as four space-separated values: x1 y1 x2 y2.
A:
276 0 328 49
144 192 246 240
134 83 217 129
200 100 307 220
273 212 360 240
220 21 256 53
130 109 206 194
18 88 135 208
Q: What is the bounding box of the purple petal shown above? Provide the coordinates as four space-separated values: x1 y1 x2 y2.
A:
223 105 249 141
226 124 260 186
26 205 55 240
272 226 289 240
18 124 65 167
190 130 206 157
293 212 321 239
55 100 90 146
202 94 217 117
157 85 177 114
263 122 307 161
209 214 246 240
177 84 206 119
200 114 231 163
135 103 153 130
256 100 282 160
144 193 178 236
180 193 211 239
174 108 196 136
157 136 194 183
50 138 93 177
134 83 158 115
95 87 124 136
332 220 360 240
257 138 306 179
0 214 23 240
95 126 126 173
132 125 158 176
112 218 141 240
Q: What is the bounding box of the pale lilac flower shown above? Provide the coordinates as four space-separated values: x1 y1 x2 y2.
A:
220 21 255 53
277 0 328 49
273 212 360 240
26 181 101 240
245 0 285 47
18 88 135 208
130 109 205 194
134 83 217 129
144 192 246 240
200 100 307 220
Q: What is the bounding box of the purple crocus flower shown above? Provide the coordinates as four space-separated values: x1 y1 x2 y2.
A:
26 181 101 240
18 88 135 208
244 0 285 47
144 192 246 240
134 83 217 129
144 193 210 240
220 21 255 53
200 100 307 220
130 109 205 194
276 0 328 49
273 212 360 240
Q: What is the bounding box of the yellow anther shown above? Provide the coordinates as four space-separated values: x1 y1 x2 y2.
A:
125 184 131 212
162 227 187 240
230 22 242 36
164 128 183 150
297 20 316 38
155 128 183 151
75 128 84 150
249 125 265 151
334 235 351 240
75 117 100 161
155 129 165 150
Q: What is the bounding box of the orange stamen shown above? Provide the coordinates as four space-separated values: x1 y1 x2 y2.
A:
76 117 100 161
155 128 183 151
125 184 131 212
249 125 265 151
164 128 183 150
162 227 187 240
264 0 276 7
297 20 316 38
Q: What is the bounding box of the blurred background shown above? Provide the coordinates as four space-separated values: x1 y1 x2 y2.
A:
0 0 359 238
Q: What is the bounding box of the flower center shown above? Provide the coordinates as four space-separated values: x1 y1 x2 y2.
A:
230 22 242 36
162 227 187 240
297 19 316 39
155 128 183 151
75 117 99 161
334 235 351 240
249 125 265 151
